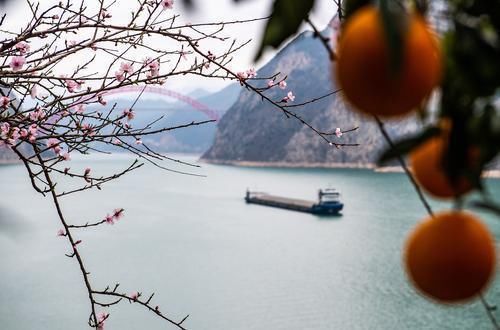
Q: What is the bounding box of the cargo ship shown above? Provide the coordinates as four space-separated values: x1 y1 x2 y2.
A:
245 188 343 215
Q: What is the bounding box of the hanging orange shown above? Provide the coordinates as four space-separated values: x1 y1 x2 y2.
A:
410 132 474 199
335 6 442 117
404 211 496 303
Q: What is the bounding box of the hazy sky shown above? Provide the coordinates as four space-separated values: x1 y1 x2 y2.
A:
1 0 337 94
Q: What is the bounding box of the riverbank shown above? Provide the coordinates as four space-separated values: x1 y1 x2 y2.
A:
201 159 500 179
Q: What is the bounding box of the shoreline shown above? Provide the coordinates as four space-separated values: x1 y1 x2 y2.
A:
201 158 500 179
200 158 376 170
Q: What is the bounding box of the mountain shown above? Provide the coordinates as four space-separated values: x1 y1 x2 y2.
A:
201 20 420 167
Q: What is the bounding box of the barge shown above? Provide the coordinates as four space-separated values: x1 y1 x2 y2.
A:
245 189 343 215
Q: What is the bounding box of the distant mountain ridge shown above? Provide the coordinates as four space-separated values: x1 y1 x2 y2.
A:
202 23 420 166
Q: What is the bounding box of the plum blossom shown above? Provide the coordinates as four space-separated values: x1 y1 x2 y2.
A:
105 214 114 225
30 85 37 99
282 91 295 103
100 9 112 19
47 138 62 154
61 151 71 161
278 80 287 89
19 129 28 138
112 138 122 145
129 291 139 301
65 79 82 93
0 96 10 108
120 62 134 74
98 95 107 106
162 0 174 9
9 56 26 71
123 109 135 121
144 58 160 78
113 208 124 220
267 80 274 88
96 311 109 330
29 107 46 121
84 167 91 176
236 72 248 85
135 139 142 145
15 41 30 55
73 104 86 114
246 68 257 78
57 229 66 237
115 70 125 82
335 128 343 138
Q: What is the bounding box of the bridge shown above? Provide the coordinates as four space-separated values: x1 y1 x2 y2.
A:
85 85 222 121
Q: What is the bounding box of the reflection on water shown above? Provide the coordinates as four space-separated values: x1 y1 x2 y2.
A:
0 154 499 329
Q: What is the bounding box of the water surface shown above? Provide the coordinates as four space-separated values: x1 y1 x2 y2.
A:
0 154 499 329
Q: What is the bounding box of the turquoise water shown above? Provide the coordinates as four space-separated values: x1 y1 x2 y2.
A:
0 154 499 329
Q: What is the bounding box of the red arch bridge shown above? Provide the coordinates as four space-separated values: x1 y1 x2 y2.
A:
88 86 222 121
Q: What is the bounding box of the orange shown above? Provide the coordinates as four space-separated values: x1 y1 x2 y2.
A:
335 6 442 117
404 211 496 303
410 132 473 199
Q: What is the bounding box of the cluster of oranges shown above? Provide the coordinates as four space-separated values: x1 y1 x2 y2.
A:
335 5 496 303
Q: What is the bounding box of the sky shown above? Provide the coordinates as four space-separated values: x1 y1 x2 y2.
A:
1 0 337 95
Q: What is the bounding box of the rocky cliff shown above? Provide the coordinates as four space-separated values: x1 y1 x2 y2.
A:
202 23 419 166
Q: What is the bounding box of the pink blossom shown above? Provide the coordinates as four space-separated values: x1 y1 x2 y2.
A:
47 138 62 154
30 85 37 99
84 167 91 176
286 91 295 102
0 96 10 108
73 103 86 114
161 0 174 9
105 214 114 225
28 124 38 136
65 79 81 93
144 58 160 77
15 41 30 55
120 62 134 74
129 291 139 301
0 123 10 138
236 71 248 80
57 229 66 237
68 40 77 47
267 80 274 88
112 138 122 145
278 80 287 89
335 128 343 138
9 56 26 71
29 107 46 121
113 208 124 220
96 311 109 330
19 128 28 138
52 14 60 20
61 151 71 161
100 9 111 19
115 70 125 82
98 95 107 106
123 109 135 121
135 139 142 145
246 68 257 79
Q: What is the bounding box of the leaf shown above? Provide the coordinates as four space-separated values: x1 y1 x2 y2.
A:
254 0 315 61
470 199 500 217
343 0 372 20
377 126 440 165
379 0 406 74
